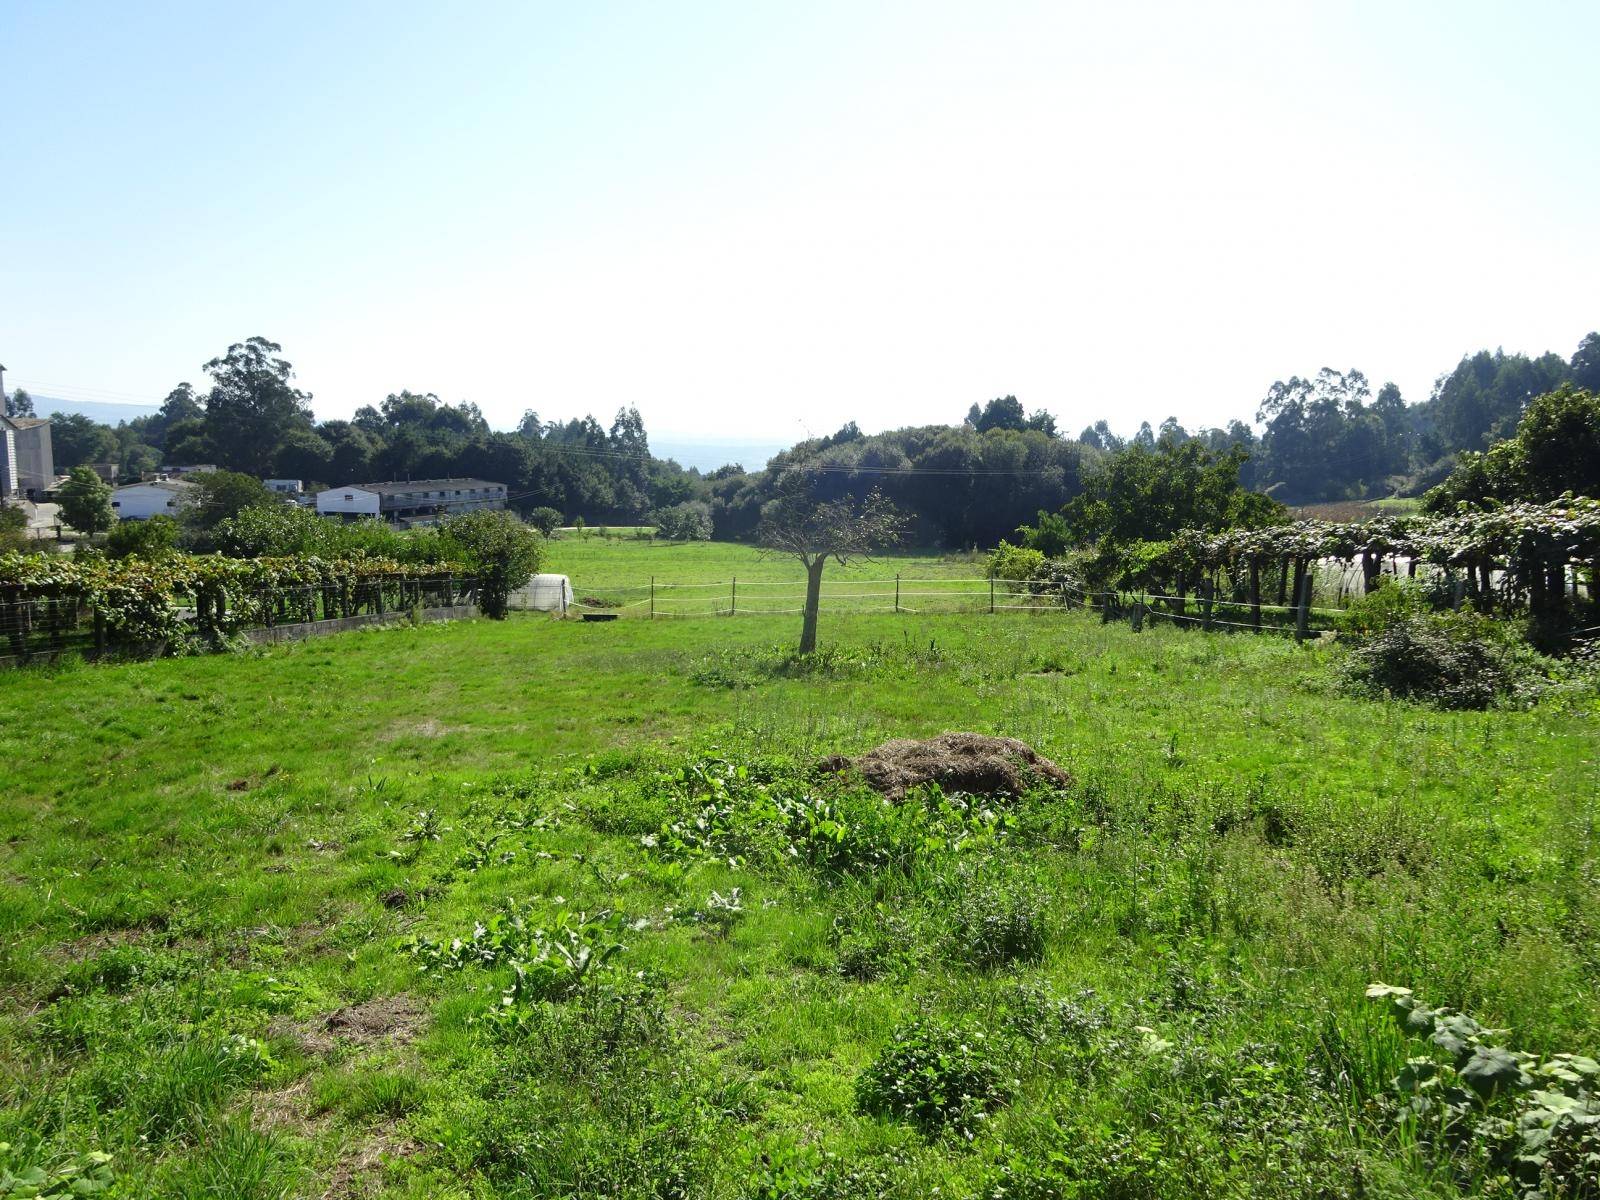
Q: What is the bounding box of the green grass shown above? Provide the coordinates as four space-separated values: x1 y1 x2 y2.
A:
2 585 1597 1196
543 537 996 616
545 535 985 587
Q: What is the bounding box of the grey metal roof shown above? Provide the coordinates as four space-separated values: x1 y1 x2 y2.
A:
350 478 507 495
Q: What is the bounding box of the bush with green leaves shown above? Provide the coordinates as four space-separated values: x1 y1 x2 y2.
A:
855 1014 1012 1137
651 500 712 541
104 514 178 560
985 540 1046 583
438 509 543 618
1334 577 1434 639
1338 608 1544 709
1367 983 1600 1197
0 504 27 554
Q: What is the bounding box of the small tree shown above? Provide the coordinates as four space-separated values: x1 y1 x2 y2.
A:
58 467 115 537
179 471 280 548
526 506 564 537
440 510 544 619
758 479 905 655
4 387 34 418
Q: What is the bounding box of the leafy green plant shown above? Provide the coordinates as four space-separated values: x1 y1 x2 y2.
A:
831 904 919 981
409 901 632 1015
1367 983 1600 1196
438 508 544 619
645 754 1007 877
0 1145 113 1198
696 887 744 937
855 1014 1012 1138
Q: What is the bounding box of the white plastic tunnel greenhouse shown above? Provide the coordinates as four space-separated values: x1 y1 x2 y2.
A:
510 574 575 613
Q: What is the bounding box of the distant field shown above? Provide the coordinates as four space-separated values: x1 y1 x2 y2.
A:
1293 496 1423 521
1 605 1596 1196
544 536 985 585
540 537 994 615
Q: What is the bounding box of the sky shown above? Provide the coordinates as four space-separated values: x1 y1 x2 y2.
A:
2 0 1596 447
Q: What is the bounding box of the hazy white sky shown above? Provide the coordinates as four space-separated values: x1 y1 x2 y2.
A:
3 0 1595 442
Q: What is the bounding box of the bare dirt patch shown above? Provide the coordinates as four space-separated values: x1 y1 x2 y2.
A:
820 732 1071 801
290 994 427 1056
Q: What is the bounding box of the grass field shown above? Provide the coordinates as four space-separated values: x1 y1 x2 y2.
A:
1293 498 1425 522
2 573 1598 1196
544 535 986 586
541 538 995 616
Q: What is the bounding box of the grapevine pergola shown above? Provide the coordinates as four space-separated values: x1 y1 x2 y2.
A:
0 552 468 662
1088 496 1600 623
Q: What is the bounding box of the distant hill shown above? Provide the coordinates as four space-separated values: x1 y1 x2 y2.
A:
31 396 159 425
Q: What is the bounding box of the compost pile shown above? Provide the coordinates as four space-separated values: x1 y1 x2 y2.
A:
820 732 1070 801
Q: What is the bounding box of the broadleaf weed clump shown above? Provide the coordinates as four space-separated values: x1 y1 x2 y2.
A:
1366 983 1600 1197
855 1013 1014 1139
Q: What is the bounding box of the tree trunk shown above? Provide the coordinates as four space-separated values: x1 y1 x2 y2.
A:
798 557 826 655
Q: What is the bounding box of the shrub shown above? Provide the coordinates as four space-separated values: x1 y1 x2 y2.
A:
177 472 281 546
986 541 1046 583
855 1014 1011 1137
831 903 918 981
0 503 27 554
1338 610 1541 709
652 501 712 541
105 515 178 560
1334 578 1433 640
439 509 544 619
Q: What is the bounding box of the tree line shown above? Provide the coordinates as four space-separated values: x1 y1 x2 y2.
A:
29 330 1600 544
39 337 701 523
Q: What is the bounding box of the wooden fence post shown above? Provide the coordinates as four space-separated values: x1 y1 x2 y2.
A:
1295 570 1311 642
649 576 655 620
895 573 900 614
989 576 995 614
1201 576 1214 631
731 576 737 617
1248 559 1262 631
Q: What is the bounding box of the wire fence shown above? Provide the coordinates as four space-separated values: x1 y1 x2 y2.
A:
509 573 1347 639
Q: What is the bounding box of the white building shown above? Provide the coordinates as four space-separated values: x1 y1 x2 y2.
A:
315 485 381 520
265 479 303 496
315 478 508 524
111 478 195 520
